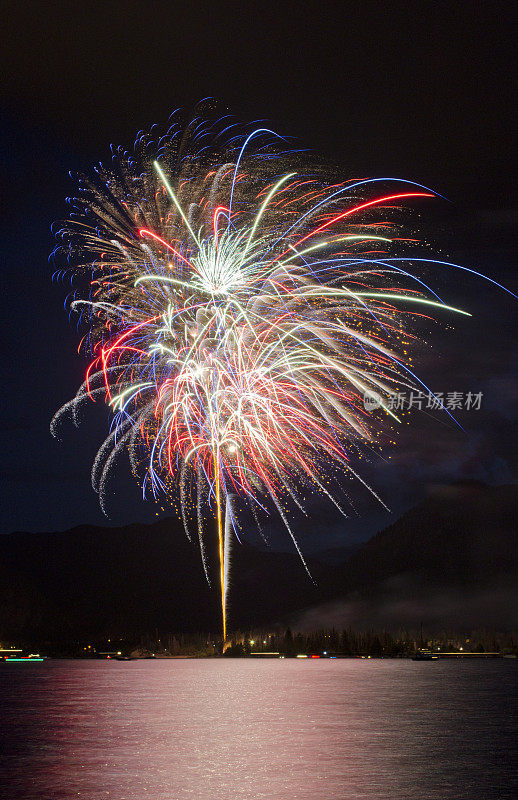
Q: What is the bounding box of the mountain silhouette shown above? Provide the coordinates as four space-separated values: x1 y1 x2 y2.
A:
0 482 516 641
333 481 518 591
295 481 518 631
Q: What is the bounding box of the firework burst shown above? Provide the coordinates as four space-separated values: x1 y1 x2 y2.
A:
52 109 486 639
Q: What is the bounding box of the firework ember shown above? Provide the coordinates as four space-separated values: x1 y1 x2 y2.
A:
52 110 483 639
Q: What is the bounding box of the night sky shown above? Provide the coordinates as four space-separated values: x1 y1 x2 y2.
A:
2 2 517 549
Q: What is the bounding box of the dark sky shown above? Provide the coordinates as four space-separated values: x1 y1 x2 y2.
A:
1 1 517 548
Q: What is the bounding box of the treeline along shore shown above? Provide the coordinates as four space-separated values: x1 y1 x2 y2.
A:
4 627 516 659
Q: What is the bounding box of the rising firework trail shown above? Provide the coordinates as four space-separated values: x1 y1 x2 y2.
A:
51 107 511 639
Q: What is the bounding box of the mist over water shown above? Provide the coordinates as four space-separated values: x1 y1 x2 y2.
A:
1 659 516 799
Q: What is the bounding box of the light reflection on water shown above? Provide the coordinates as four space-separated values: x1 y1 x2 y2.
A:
0 659 516 799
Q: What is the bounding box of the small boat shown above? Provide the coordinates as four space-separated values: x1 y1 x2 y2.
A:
412 650 438 661
3 653 46 662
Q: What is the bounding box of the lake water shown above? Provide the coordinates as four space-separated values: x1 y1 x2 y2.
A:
0 659 516 799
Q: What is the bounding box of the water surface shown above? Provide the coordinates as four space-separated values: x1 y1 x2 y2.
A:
0 659 516 799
